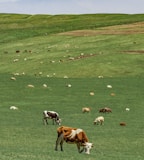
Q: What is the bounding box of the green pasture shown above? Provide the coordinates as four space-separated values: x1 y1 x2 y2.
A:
0 75 144 160
0 14 144 160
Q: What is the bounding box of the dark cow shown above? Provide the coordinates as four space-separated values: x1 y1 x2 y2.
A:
55 126 93 154
99 108 106 113
43 110 61 125
120 122 126 126
99 107 112 113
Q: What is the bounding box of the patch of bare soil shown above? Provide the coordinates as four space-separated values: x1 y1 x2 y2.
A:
59 22 144 36
121 50 144 54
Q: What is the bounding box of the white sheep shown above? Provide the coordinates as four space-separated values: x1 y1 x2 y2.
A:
98 75 103 78
43 84 47 88
89 92 94 96
10 77 16 80
82 107 91 113
94 116 104 125
66 84 71 87
64 75 68 78
10 106 18 110
126 108 130 111
13 59 19 62
107 85 112 88
27 84 34 88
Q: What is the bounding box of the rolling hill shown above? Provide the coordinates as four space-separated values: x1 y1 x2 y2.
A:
0 13 144 77
0 14 144 160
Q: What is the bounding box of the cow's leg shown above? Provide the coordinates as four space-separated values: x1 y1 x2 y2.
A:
55 136 59 151
77 143 84 153
100 120 102 125
45 118 48 125
77 143 81 153
80 147 84 153
43 118 48 125
42 118 46 125
60 140 64 151
55 133 64 151
52 118 55 125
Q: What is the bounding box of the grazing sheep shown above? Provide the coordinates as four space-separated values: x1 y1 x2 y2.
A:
94 116 104 125
82 107 91 113
110 93 115 96
43 84 47 88
66 84 71 87
89 92 94 96
107 85 112 88
27 84 34 88
64 75 68 78
98 75 103 78
13 72 20 76
39 72 42 76
10 77 16 81
13 59 19 62
126 108 130 111
10 106 18 110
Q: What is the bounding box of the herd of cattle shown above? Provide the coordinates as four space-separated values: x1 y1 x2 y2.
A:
43 106 118 155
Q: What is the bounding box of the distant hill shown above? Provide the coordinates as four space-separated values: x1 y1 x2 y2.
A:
0 13 144 77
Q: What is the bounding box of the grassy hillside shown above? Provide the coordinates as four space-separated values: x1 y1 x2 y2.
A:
0 14 144 160
0 75 144 160
0 14 144 77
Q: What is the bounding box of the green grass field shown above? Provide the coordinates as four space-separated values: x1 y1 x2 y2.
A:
0 13 144 160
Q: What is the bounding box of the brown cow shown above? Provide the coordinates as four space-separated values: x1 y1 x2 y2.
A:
99 107 112 113
120 122 126 126
55 126 93 154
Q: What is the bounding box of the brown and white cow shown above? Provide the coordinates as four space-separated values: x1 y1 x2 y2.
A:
43 110 61 125
55 126 93 154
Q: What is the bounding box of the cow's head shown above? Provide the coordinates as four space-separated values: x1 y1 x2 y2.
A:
83 142 93 154
56 118 61 125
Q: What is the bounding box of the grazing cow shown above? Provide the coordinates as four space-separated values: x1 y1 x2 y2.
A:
99 107 112 113
43 110 61 125
105 107 112 113
94 116 104 125
82 107 91 113
55 126 93 154
120 122 126 126
99 108 106 113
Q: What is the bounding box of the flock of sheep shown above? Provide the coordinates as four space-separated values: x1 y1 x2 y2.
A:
82 107 129 126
